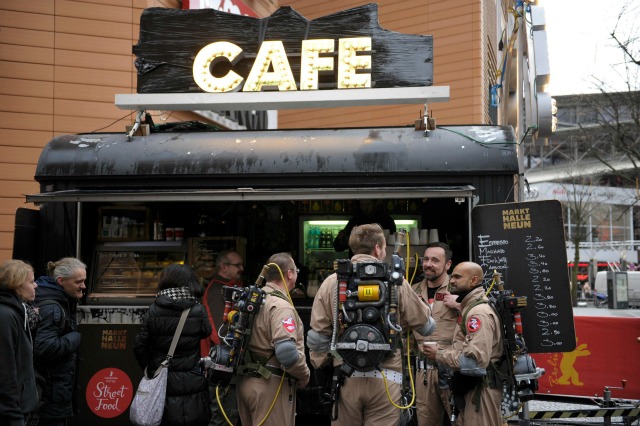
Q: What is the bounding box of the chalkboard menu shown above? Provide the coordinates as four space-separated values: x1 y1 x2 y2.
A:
472 200 576 353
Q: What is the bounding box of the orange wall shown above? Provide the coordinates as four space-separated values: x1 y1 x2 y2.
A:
0 0 494 262
0 0 215 261
276 0 486 129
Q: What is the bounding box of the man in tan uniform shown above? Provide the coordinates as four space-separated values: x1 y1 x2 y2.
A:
423 262 503 426
412 242 460 425
308 223 435 426
236 253 310 426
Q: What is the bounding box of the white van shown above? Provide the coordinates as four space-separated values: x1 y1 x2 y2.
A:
594 271 640 307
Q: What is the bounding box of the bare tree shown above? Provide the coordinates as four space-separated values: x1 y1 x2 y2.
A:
578 0 640 185
559 174 613 306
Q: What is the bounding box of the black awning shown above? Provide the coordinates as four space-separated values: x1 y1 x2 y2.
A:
33 125 518 186
26 185 474 203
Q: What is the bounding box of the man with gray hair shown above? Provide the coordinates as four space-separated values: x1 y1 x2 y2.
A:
34 257 87 426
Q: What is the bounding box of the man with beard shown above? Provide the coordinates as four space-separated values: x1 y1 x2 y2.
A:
423 262 503 426
412 242 460 425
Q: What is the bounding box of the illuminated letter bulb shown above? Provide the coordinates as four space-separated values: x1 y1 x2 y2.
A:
192 41 244 93
300 39 334 90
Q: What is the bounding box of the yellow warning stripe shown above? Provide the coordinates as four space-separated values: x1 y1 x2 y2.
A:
529 407 640 419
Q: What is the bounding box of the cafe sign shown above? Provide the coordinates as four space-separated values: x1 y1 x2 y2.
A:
134 4 433 94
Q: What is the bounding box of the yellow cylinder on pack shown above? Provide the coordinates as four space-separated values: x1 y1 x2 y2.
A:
228 310 239 323
358 284 380 302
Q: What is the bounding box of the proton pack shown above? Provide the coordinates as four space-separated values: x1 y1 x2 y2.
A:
332 231 407 372
206 265 269 386
486 272 545 416
449 271 545 420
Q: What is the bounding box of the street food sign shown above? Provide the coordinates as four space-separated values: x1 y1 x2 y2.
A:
134 4 433 94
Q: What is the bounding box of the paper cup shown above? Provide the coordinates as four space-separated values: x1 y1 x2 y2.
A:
420 229 429 245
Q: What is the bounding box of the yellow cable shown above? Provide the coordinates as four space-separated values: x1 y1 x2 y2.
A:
409 253 419 284
256 373 286 426
405 231 411 277
379 329 416 410
216 372 287 426
485 271 498 296
267 262 294 306
215 385 234 426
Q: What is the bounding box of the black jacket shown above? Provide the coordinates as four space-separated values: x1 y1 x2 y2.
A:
0 288 38 426
134 295 212 426
33 276 81 420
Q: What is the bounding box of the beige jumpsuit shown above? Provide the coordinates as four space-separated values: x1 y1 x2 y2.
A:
436 286 503 426
237 283 310 426
412 280 458 426
309 254 432 426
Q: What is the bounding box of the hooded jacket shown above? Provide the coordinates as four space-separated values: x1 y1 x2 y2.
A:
134 292 212 426
33 276 82 420
0 288 39 425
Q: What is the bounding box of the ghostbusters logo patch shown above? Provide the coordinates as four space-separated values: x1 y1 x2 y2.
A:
466 316 482 333
282 316 296 333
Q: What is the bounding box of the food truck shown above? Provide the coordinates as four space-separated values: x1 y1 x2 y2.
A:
19 124 519 425
13 5 526 425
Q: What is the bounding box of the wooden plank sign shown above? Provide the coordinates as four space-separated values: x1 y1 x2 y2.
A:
133 4 433 93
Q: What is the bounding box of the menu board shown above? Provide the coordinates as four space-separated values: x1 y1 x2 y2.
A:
472 200 575 353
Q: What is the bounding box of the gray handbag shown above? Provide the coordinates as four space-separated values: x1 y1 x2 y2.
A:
130 307 191 426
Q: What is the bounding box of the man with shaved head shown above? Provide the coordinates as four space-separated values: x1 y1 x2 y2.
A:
422 261 504 426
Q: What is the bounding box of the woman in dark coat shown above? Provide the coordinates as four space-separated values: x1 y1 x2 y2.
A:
134 264 212 426
0 260 39 425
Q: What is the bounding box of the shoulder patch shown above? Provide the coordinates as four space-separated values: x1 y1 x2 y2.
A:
282 316 296 333
466 315 482 333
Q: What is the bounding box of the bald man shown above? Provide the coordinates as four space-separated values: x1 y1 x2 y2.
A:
423 262 504 426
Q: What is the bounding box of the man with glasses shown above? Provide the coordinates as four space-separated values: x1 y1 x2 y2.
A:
236 252 310 426
204 250 244 426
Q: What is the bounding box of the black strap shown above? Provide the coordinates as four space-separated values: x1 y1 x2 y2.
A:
148 307 191 378
459 297 487 335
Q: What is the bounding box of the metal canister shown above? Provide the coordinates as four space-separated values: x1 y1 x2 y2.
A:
153 221 164 240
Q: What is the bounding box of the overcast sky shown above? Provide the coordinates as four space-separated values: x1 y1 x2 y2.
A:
541 0 637 96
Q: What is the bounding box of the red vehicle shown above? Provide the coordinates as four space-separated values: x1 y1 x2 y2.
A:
567 261 612 283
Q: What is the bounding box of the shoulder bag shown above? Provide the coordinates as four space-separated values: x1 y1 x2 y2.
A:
130 307 191 426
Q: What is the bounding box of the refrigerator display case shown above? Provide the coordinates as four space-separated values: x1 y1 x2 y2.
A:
301 217 350 288
300 217 421 294
88 241 188 304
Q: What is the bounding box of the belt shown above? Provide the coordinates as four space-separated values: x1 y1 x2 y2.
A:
419 358 437 370
265 364 296 381
346 369 404 385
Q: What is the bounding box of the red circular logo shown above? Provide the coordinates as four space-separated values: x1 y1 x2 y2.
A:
466 316 482 333
85 368 134 419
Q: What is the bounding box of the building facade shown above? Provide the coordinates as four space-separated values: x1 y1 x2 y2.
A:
1 0 522 261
